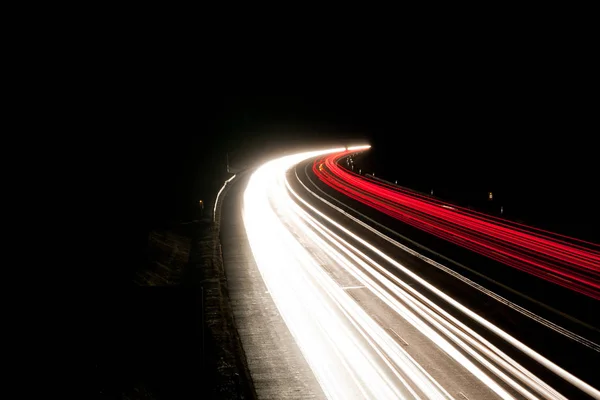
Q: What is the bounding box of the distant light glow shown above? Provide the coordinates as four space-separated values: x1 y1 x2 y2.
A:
348 144 371 151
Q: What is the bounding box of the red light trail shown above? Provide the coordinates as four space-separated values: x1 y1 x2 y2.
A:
313 151 600 300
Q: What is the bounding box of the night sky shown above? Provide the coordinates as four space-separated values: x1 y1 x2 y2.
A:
95 56 597 289
91 46 597 398
143 90 596 235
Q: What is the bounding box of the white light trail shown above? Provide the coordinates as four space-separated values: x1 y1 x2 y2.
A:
241 149 600 400
300 165 599 352
347 145 372 151
292 169 600 399
286 182 551 400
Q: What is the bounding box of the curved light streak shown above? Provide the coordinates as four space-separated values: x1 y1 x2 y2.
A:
298 164 600 352
313 151 600 300
242 148 599 400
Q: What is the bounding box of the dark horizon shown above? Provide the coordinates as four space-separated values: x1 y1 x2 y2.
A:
96 85 597 289
134 91 597 239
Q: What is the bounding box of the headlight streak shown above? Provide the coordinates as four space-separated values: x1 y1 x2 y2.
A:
291 201 493 400
289 211 424 400
289 161 600 399
290 203 454 400
286 177 555 400
298 164 600 352
347 145 372 151
244 149 410 399
242 148 600 400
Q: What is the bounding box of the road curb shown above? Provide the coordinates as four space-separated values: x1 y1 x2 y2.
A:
207 171 257 399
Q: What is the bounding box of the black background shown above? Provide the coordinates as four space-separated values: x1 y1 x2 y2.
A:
101 77 597 288
90 36 598 398
138 88 597 240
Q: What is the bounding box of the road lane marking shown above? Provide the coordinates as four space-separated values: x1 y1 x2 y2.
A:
298 163 600 351
290 166 595 398
389 328 409 346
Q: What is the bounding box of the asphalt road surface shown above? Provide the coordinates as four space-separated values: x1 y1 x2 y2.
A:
221 147 600 399
221 171 326 399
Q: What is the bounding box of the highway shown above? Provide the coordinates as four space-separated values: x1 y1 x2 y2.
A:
232 147 599 399
313 151 600 301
